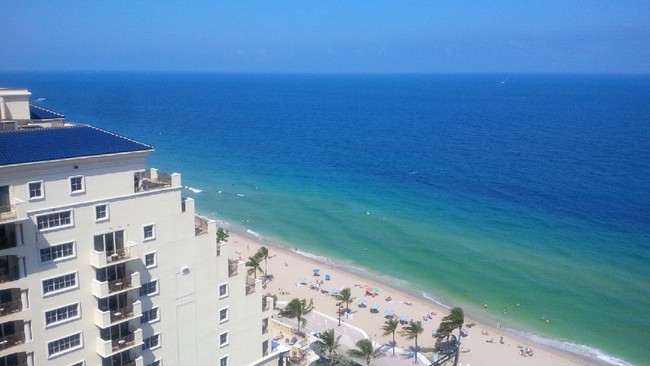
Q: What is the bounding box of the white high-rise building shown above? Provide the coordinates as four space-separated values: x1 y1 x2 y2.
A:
0 88 278 366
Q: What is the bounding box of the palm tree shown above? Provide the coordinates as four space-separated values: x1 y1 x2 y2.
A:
315 328 341 364
335 288 354 314
216 227 229 243
442 307 464 339
245 255 263 280
400 321 424 364
256 246 269 279
381 318 399 357
347 338 383 366
278 298 314 333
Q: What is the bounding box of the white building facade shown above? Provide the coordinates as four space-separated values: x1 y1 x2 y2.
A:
0 88 278 366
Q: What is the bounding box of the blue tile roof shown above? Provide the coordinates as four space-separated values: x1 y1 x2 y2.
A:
29 104 65 120
0 125 153 166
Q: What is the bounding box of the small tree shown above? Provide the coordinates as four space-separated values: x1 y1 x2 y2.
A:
216 228 229 243
278 298 314 333
256 246 269 278
347 338 383 366
400 321 424 364
443 307 464 339
335 288 354 314
245 255 264 280
382 317 399 357
315 329 341 364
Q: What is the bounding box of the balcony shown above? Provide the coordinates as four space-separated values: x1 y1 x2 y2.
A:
194 215 210 236
134 168 180 193
228 259 239 277
0 299 21 318
0 205 16 223
101 352 143 366
95 301 142 328
0 352 28 366
0 330 24 351
0 224 17 251
246 277 257 295
90 244 137 268
96 328 143 358
0 257 20 284
92 272 140 298
120 357 143 366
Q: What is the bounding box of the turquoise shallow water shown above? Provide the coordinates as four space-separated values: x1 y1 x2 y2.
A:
3 72 648 365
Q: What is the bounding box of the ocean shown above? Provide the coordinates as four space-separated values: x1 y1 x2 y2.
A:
3 72 648 365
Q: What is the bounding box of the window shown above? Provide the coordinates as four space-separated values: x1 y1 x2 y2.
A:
219 332 229 347
93 230 124 252
47 332 82 358
141 307 160 324
28 181 44 199
42 272 78 295
142 334 160 350
95 204 108 221
219 307 229 323
219 283 228 298
45 303 80 326
139 280 158 297
69 176 84 194
143 224 155 241
37 211 73 230
144 252 156 268
219 356 228 366
68 362 84 366
40 241 75 263
146 361 161 366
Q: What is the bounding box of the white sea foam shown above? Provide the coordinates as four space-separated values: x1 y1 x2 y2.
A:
237 193 245 197
246 229 262 240
183 185 203 193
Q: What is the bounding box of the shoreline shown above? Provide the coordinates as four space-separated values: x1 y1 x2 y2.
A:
222 222 614 366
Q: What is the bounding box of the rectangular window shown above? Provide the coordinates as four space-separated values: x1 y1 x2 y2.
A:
219 356 228 366
40 241 75 263
45 303 80 326
69 176 84 194
95 204 108 221
37 211 73 230
93 230 124 252
220 332 229 347
68 362 84 366
144 252 156 268
139 280 158 297
28 181 44 199
142 334 160 350
219 283 228 298
146 361 161 366
48 332 82 358
42 272 78 295
141 307 160 324
143 224 155 241
219 307 229 323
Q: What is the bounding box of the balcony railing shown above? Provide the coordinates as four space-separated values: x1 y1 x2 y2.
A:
135 169 173 193
92 272 140 298
0 230 17 250
228 259 238 277
91 243 137 268
0 268 19 284
0 299 22 317
95 301 142 328
96 328 143 357
0 330 24 351
0 205 17 222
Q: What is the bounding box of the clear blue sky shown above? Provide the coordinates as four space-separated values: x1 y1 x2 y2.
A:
3 1 649 73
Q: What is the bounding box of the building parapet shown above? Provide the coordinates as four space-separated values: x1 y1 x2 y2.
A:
91 272 140 298
94 301 142 328
134 168 181 193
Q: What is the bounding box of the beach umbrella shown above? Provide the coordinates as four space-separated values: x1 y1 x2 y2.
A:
331 288 340 295
325 274 331 281
313 268 320 274
310 281 319 287
357 297 368 305
400 314 411 322
298 276 307 284
373 287 380 295
384 309 394 317
370 304 379 310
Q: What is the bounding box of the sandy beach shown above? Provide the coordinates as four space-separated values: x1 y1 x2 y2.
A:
227 231 598 366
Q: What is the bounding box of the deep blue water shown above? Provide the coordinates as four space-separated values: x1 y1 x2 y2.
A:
2 72 649 365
